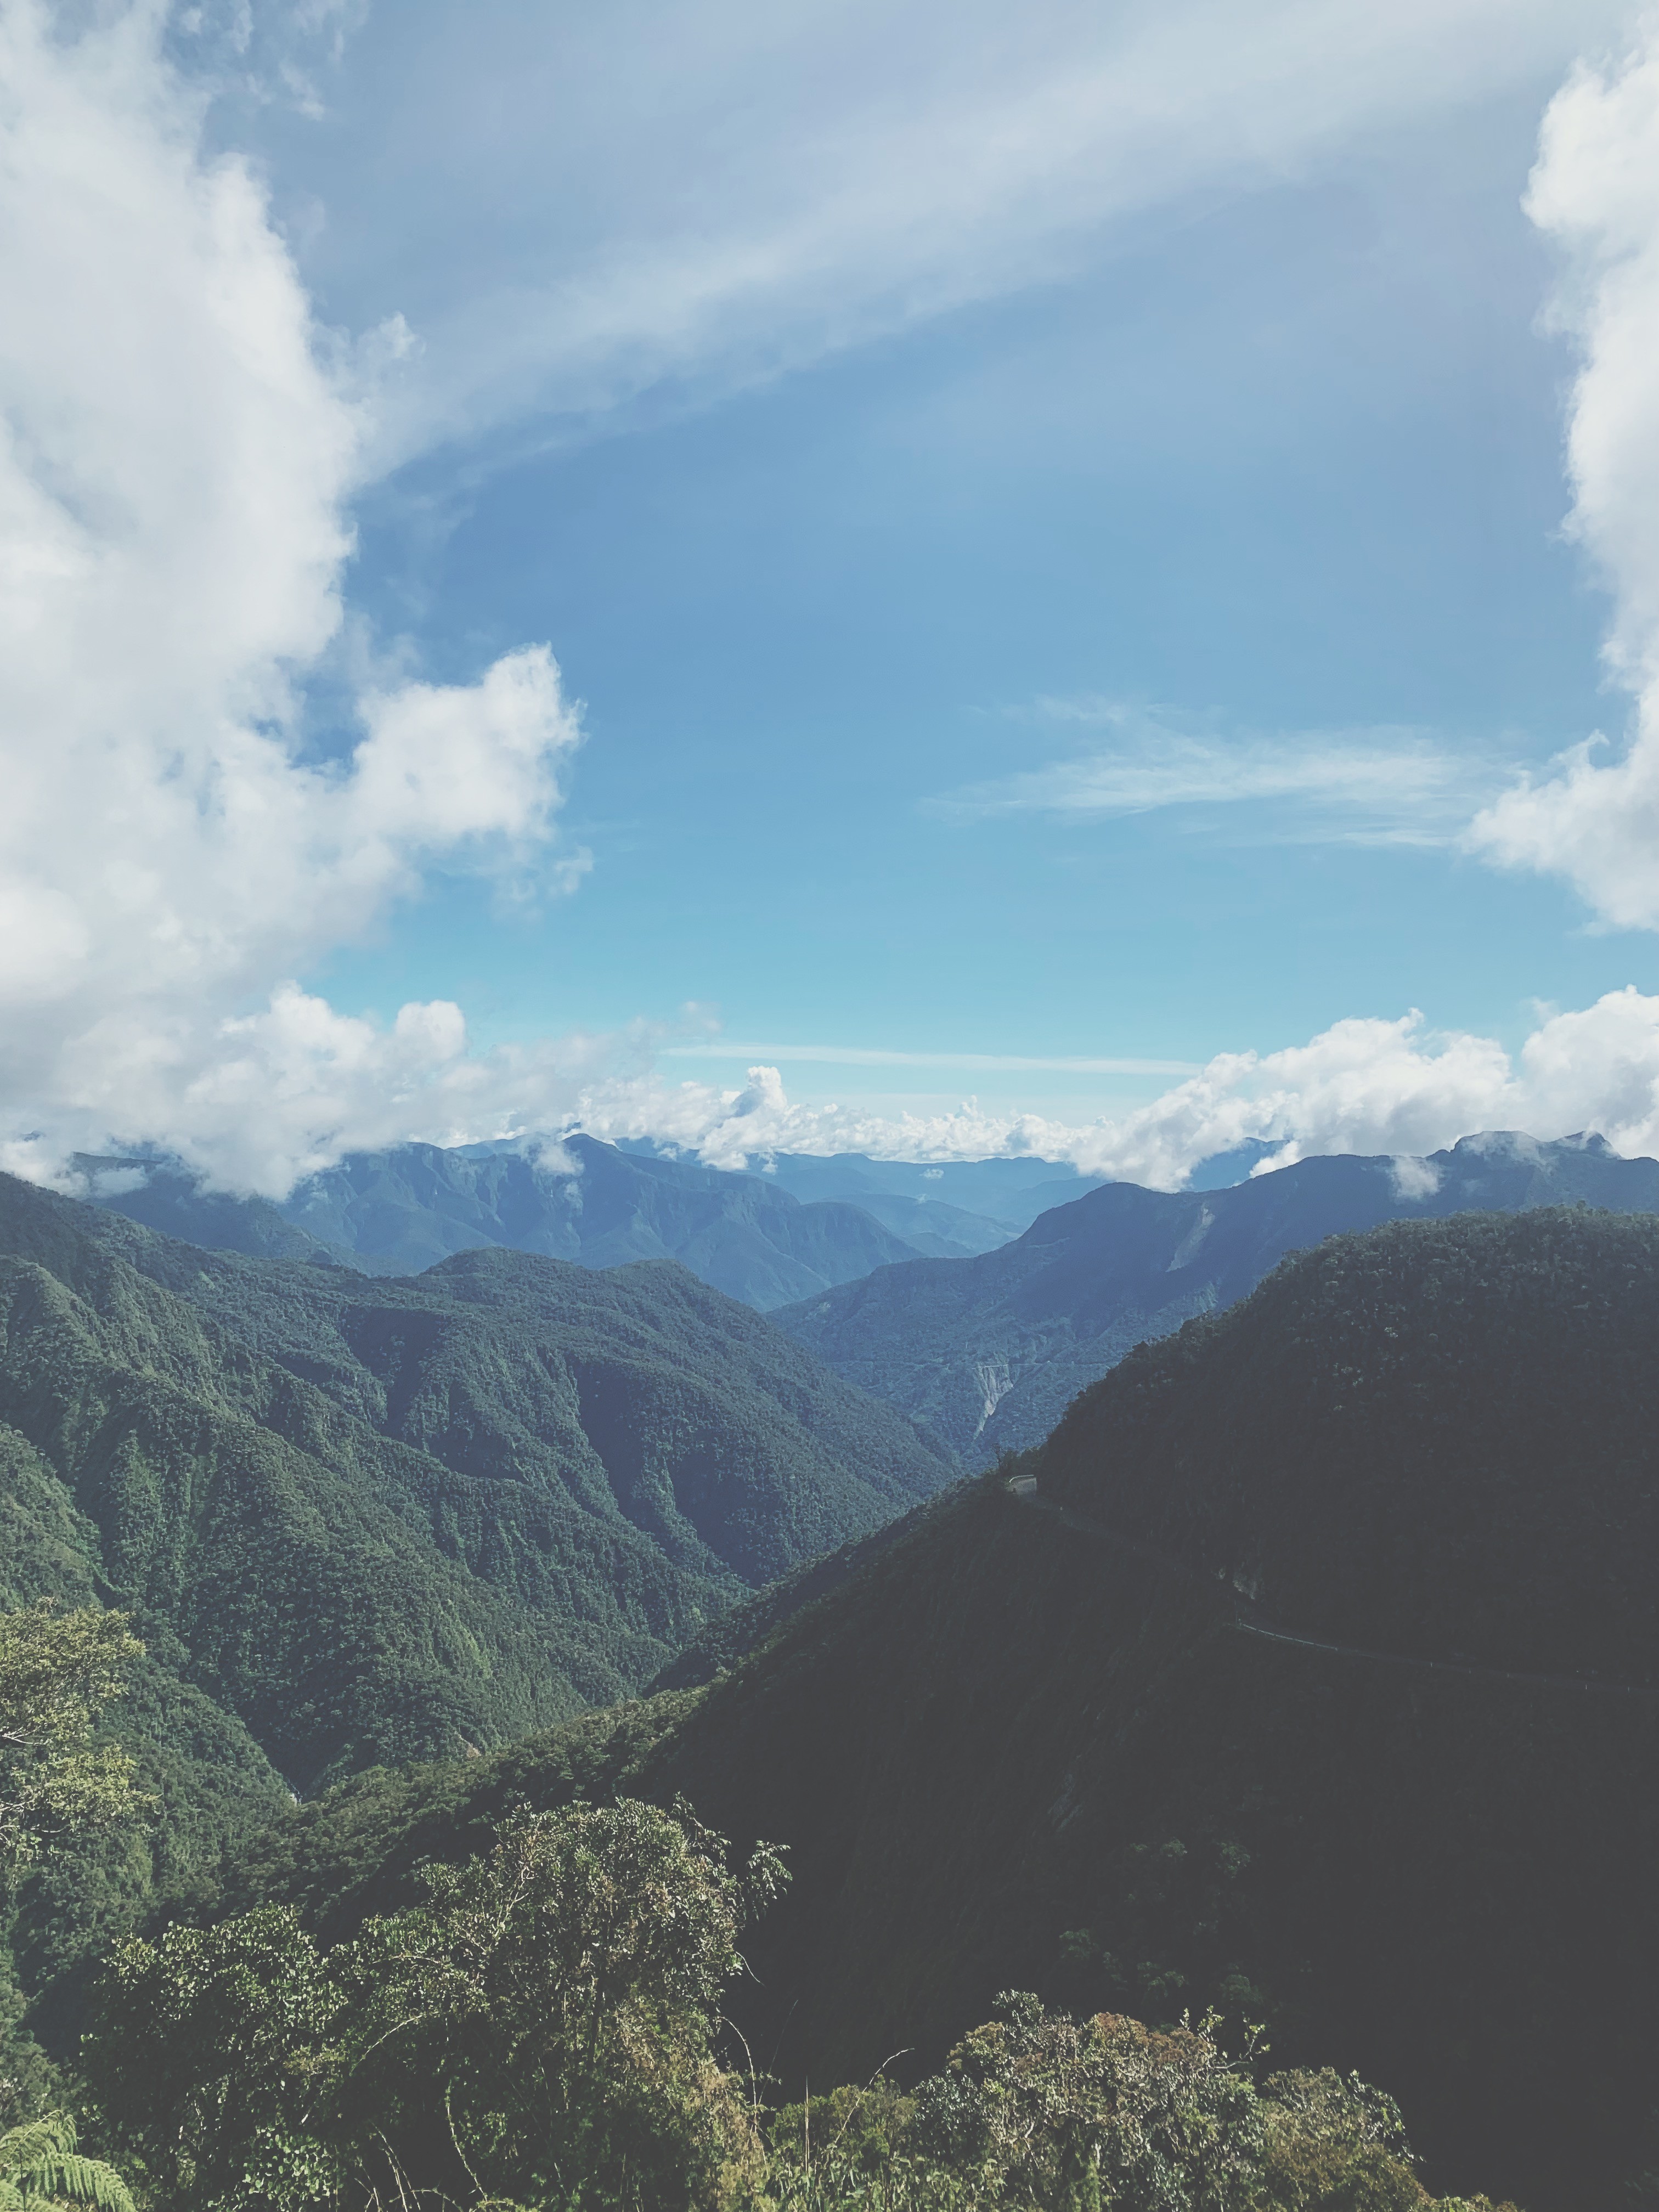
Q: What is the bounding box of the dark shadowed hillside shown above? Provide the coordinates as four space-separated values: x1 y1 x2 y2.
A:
774 1127 1659 1458
215 1208 1659 2210
1040 1204 1659 1682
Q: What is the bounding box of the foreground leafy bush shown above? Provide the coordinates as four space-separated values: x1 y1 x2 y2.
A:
763 1993 1515 2211
89 1799 783 2212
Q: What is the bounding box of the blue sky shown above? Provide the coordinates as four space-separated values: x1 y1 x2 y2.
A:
6 0 1659 1190
296 13 1621 1122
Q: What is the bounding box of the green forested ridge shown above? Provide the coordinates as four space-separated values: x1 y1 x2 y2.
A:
1037 1206 1659 1681
0 1169 949 2074
0 1168 948 1780
210 1211 1659 2208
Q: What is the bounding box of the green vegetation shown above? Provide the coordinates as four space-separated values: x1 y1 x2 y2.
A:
0 1189 1650 2205
91 1801 782 2212
0 1609 145 1880
1039 1206 1659 1680
0 1169 947 2100
0 2111 133 2212
83 1798 1507 2212
0 1596 146 2208
0 1161 949 1774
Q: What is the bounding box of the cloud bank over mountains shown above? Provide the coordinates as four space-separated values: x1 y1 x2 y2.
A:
577 989 1659 1191
5 1 1659 1196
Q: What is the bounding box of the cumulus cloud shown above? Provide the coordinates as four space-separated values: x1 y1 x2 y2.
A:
1470 22 1659 925
577 990 1659 1188
0 1 584 1193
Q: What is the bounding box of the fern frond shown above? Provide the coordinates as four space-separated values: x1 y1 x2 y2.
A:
22 2156 136 2212
0 2121 74 2168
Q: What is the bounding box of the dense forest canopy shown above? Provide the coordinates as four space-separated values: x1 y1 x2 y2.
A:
0 1169 949 2089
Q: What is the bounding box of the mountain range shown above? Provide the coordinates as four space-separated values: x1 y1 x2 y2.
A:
772 1127 1659 1458
216 1206 1659 2210
81 1128 1659 1463
80 1137 1076 1308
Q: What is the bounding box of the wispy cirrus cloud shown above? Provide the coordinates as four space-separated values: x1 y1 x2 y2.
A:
934 703 1496 845
659 1042 1198 1076
228 0 1627 466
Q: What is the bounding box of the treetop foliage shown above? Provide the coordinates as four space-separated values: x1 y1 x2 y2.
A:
0 1604 145 1880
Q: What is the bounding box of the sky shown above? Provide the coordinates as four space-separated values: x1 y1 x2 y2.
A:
7 0 1659 1190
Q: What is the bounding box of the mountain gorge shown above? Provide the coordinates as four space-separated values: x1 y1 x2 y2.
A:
217 1207 1659 2209
772 1128 1659 1458
0 1170 947 1800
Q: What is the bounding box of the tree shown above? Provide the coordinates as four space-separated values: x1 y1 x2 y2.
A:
0 1605 145 1879
344 1796 786 2208
92 1798 787 2212
83 1906 343 2212
0 1605 144 2199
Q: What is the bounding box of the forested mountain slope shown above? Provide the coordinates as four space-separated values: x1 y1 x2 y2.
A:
774 1127 1659 1458
85 1137 933 1307
0 1171 948 1796
220 1209 1659 2210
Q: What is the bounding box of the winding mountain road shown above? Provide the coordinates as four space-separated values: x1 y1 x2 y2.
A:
1004 1473 1659 1702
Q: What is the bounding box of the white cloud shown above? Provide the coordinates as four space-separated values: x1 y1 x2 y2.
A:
939 707 1481 845
0 2 585 1194
1470 21 1659 926
573 989 1659 1188
1388 1153 1444 1200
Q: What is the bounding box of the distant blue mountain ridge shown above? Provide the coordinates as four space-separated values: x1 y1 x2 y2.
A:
75 1134 1085 1311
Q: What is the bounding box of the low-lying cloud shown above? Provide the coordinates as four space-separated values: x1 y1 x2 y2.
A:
579 989 1659 1189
